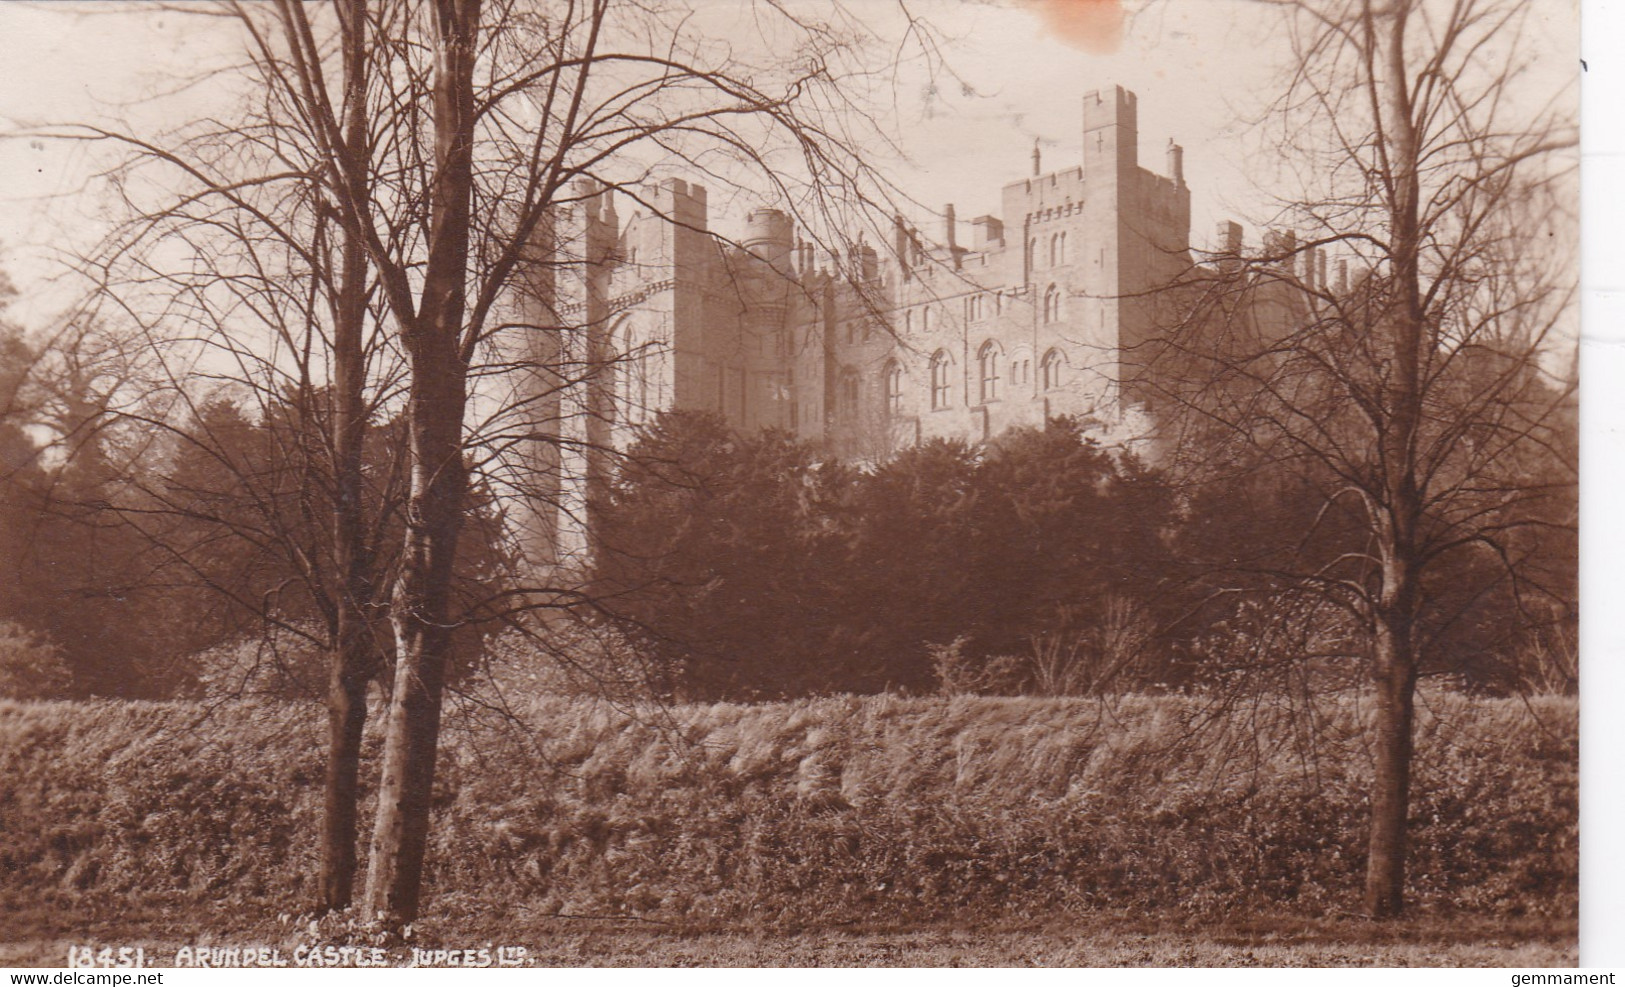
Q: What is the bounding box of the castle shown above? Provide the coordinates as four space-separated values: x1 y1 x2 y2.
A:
507 86 1207 567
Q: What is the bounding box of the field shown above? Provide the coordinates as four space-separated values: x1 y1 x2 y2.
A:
0 691 1578 966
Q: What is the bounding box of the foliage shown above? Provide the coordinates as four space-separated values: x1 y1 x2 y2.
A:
189 629 328 702
144 392 517 700
593 412 1179 699
0 622 73 700
0 325 180 698
927 637 1023 697
591 412 863 699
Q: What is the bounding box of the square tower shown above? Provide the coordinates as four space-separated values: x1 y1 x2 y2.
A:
1083 86 1138 185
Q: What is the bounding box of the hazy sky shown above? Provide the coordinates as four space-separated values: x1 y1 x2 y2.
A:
0 0 1577 328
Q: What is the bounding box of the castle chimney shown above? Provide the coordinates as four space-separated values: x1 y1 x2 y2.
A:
1264 229 1296 273
971 215 1005 249
859 242 879 282
1167 140 1184 187
1032 140 1041 177
1336 258 1349 294
944 203 960 270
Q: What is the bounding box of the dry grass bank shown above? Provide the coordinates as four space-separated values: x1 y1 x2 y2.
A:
0 690 1576 936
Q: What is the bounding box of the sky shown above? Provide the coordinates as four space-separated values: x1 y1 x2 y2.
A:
0 0 1576 323
0 4 241 296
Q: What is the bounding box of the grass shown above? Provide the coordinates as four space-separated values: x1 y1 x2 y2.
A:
0 690 1578 965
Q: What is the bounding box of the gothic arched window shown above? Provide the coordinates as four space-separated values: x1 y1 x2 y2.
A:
1044 284 1062 323
1041 348 1066 391
883 360 903 417
930 350 953 410
840 369 860 419
977 340 1002 404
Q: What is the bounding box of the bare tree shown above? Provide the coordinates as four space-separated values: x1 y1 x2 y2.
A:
205 0 929 927
57 0 409 910
1145 0 1576 917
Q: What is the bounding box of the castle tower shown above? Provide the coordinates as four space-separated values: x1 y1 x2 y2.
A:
737 209 796 431
506 210 565 576
1083 84 1138 183
1082 85 1191 410
578 181 619 559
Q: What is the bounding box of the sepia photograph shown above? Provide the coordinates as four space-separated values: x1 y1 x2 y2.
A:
0 0 1584 969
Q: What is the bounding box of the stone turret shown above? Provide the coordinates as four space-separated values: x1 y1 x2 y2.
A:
743 208 793 273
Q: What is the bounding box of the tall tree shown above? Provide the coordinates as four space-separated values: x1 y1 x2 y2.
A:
234 0 924 926
70 0 407 906
1146 0 1576 916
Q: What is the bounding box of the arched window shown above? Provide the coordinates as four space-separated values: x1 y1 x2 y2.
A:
635 349 651 424
840 369 860 419
612 317 635 423
1041 349 1065 391
922 306 934 332
904 309 913 333
1049 233 1059 267
1044 284 1061 323
930 350 953 410
1006 353 1031 388
883 359 903 417
977 340 1002 404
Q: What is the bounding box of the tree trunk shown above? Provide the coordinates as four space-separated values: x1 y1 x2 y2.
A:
362 0 481 928
320 631 371 909
1362 0 1425 918
319 0 376 913
361 343 467 925
1365 599 1417 917
320 284 374 910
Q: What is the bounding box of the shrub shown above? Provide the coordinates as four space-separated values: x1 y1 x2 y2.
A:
190 627 327 701
0 621 73 700
928 637 1023 696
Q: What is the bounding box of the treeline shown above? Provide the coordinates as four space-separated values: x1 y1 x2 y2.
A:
0 326 510 701
0 327 1574 703
588 410 1576 702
